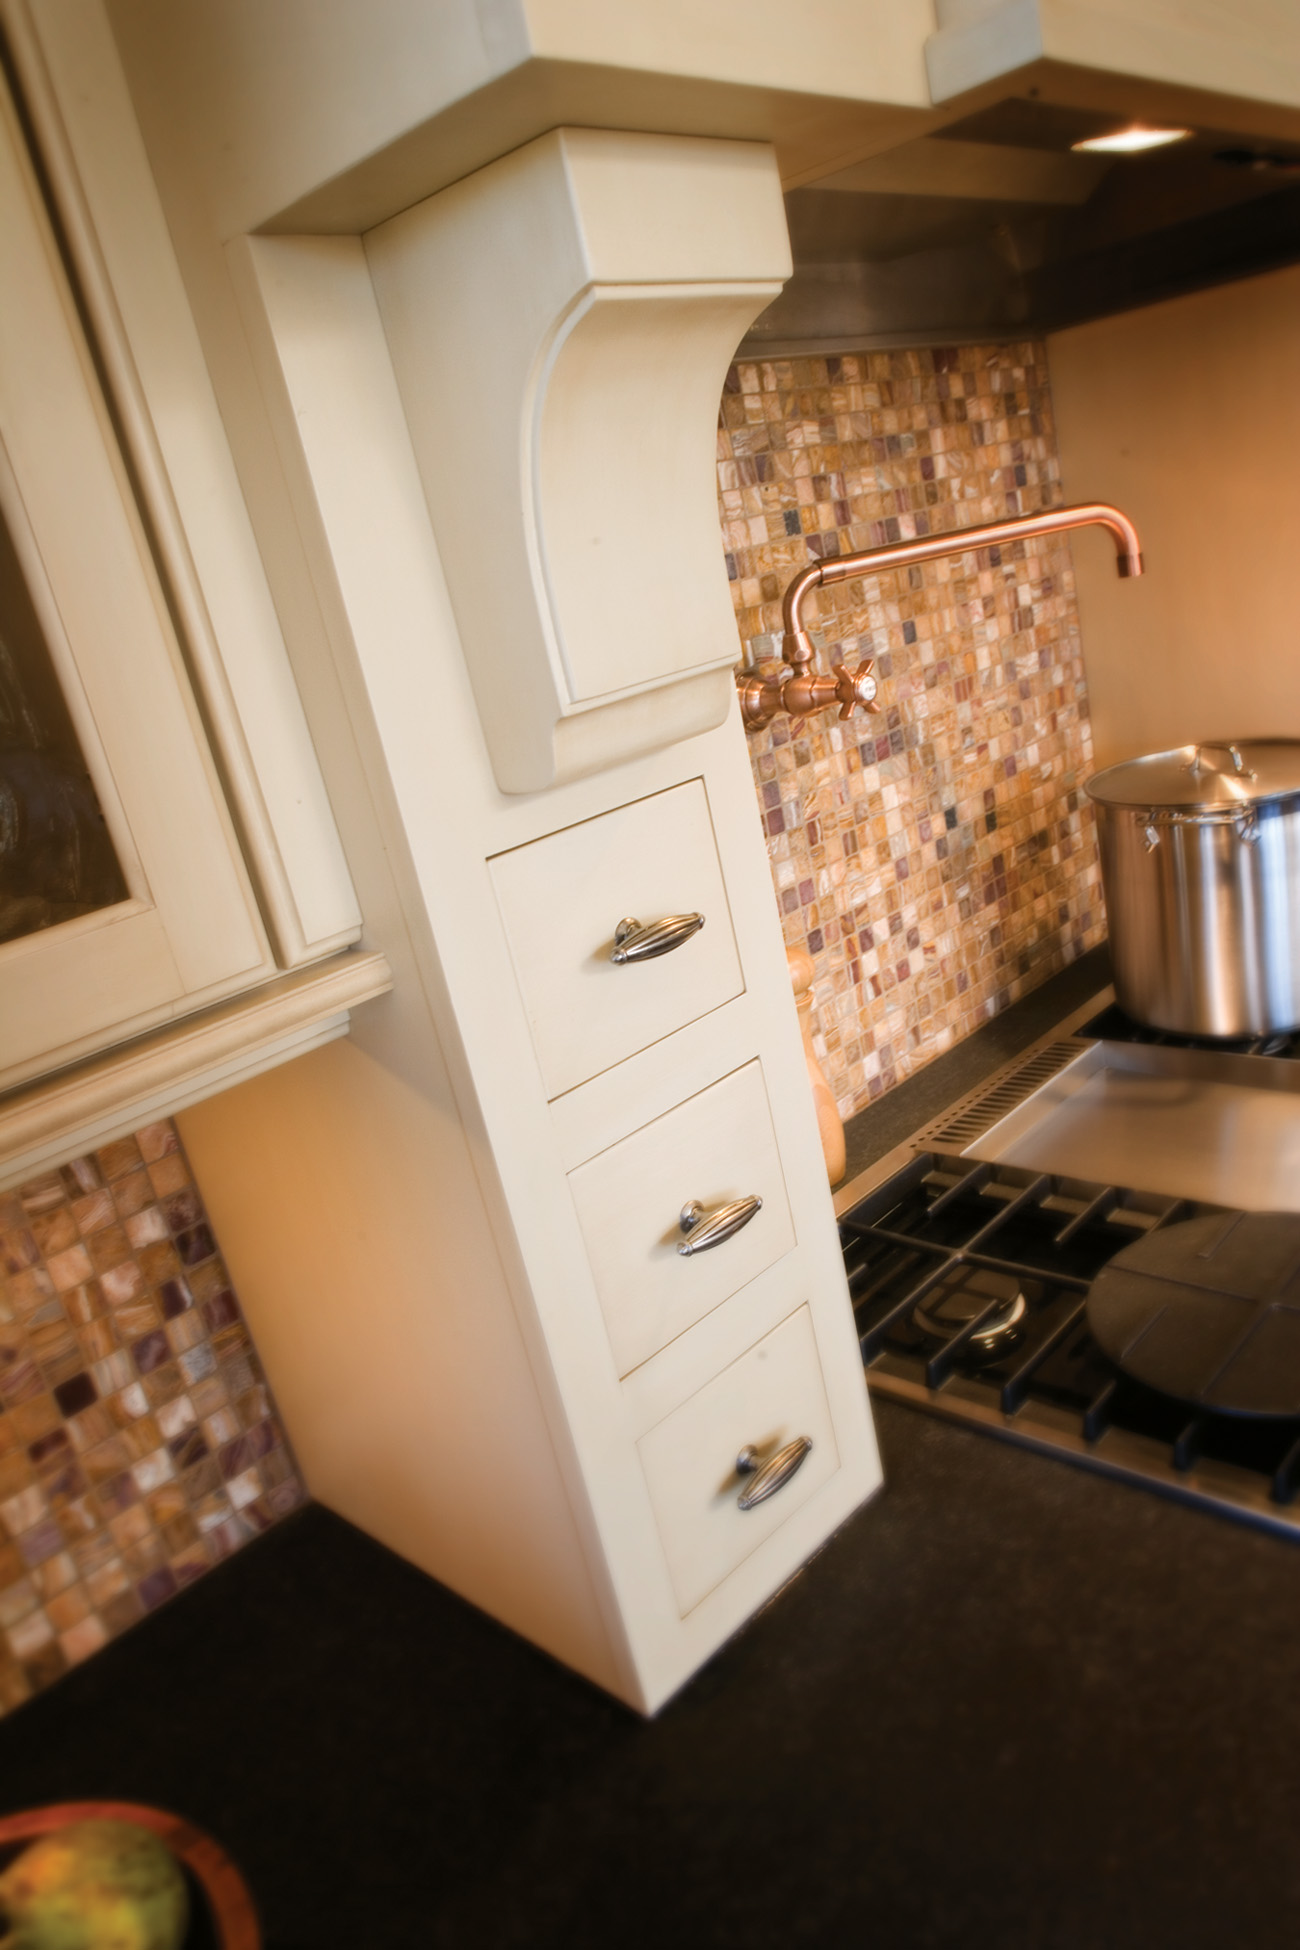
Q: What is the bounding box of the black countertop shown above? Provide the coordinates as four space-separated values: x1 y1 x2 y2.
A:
8 946 1300 1947
4 1400 1300 1948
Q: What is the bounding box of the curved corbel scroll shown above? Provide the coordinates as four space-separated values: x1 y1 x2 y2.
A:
366 129 791 793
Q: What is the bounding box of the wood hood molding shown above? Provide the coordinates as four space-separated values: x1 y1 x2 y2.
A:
363 129 790 794
927 0 1300 120
103 0 935 236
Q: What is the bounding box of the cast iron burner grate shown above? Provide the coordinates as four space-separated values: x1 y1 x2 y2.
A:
840 1154 1300 1537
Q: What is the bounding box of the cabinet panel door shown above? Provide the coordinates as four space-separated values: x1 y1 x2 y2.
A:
489 780 743 1098
637 1304 839 1616
0 73 269 1089
568 1060 795 1376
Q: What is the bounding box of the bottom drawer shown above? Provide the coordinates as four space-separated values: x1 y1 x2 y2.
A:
637 1304 839 1616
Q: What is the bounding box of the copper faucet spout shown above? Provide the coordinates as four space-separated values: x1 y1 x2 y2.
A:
742 499 1143 735
780 500 1143 666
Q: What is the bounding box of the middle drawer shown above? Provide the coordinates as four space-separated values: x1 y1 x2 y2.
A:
568 1060 795 1377
488 780 743 1100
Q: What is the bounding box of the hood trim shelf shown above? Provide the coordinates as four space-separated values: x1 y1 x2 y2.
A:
0 947 392 1192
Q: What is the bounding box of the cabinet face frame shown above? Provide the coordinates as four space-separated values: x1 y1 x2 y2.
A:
0 67 271 1089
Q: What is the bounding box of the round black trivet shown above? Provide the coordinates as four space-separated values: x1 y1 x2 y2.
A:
1086 1210 1300 1417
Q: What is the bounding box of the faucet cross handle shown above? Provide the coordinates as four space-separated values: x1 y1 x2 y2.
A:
832 657 880 721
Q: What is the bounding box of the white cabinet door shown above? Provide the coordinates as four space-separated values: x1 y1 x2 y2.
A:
637 1304 840 1616
0 70 270 1091
489 781 743 1098
568 1060 795 1376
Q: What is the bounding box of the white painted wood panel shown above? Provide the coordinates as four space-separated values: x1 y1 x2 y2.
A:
538 288 774 705
638 1304 839 1616
489 781 744 1097
569 1060 794 1377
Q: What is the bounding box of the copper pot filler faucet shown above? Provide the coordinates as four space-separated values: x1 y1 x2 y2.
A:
735 501 1144 732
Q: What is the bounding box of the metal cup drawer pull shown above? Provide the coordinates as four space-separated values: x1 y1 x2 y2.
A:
610 913 705 964
677 1194 762 1257
735 1436 813 1511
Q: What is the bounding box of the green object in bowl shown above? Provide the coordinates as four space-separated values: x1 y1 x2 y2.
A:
0 1819 189 1950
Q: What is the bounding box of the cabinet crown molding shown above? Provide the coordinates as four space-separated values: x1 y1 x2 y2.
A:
365 129 790 793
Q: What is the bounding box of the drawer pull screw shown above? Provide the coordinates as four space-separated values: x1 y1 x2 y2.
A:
735 1436 813 1509
610 913 705 964
678 1195 762 1256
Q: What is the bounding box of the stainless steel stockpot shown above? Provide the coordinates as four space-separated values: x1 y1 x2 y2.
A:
1085 741 1300 1038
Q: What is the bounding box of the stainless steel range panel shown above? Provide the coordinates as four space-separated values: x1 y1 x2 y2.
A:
836 990 1300 1538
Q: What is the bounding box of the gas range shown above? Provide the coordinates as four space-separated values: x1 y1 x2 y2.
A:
836 988 1300 1539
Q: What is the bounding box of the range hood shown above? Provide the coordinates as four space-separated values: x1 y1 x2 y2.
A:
744 95 1300 354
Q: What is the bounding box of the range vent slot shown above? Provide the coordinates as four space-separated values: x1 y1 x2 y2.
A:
918 1039 1085 1151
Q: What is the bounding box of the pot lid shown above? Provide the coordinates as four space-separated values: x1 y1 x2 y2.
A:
1086 741 1300 810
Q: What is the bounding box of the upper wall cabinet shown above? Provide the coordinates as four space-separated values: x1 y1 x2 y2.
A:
0 68 272 1092
362 130 792 794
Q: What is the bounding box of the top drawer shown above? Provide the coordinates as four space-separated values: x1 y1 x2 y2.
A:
489 782 744 1097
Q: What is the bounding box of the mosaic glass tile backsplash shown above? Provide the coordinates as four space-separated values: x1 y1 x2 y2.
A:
0 1121 303 1716
718 341 1104 1120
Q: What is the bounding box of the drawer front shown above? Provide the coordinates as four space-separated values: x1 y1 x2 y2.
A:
638 1305 839 1616
489 781 743 1098
569 1061 795 1377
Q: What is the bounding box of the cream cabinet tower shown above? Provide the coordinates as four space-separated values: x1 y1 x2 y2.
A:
204 131 882 1714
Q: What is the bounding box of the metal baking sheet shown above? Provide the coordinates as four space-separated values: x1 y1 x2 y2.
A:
963 1041 1300 1213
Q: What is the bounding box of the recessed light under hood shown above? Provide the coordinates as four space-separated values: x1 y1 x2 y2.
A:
1072 125 1192 154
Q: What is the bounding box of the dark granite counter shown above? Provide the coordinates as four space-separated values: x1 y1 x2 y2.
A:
7 944 1299 1948
3 1397 1299 1948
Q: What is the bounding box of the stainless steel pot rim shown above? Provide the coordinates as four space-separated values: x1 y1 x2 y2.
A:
1119 802 1285 828
1086 740 1300 812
